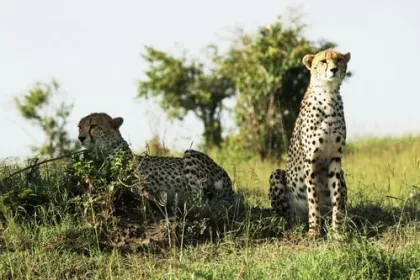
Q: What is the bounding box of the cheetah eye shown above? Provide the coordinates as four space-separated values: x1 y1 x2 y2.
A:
337 58 343 63
320 59 327 64
90 124 97 128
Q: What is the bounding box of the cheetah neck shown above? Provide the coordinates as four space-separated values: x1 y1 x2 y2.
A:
308 85 340 96
105 138 133 162
308 78 341 94
301 83 344 119
305 80 342 101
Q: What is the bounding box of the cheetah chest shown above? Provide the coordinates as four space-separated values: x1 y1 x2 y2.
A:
304 92 346 160
317 118 345 159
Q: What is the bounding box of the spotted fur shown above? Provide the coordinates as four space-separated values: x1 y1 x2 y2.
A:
269 50 350 238
78 112 234 205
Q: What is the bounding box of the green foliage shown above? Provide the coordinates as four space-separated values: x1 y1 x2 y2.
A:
138 46 235 149
0 159 71 220
217 17 337 159
14 79 80 158
65 149 145 224
0 148 139 224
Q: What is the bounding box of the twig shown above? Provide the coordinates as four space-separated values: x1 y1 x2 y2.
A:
1 150 86 183
384 195 404 201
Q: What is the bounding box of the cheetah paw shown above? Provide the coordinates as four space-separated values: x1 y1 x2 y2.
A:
307 228 322 239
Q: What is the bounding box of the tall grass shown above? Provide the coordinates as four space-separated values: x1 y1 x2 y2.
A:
0 136 419 279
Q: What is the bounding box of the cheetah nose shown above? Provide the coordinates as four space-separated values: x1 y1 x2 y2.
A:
330 68 338 74
78 136 86 143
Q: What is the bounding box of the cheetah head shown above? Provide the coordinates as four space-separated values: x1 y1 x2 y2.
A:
78 112 124 155
303 50 351 88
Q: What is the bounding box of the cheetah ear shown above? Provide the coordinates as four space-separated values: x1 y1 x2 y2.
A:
344 52 351 63
112 117 124 128
303 54 315 70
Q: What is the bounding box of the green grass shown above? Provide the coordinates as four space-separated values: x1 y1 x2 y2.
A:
0 136 419 279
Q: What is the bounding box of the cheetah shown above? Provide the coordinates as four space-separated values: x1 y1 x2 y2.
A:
77 112 234 206
269 50 351 238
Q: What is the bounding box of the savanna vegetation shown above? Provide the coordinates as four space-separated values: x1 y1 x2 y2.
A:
0 136 419 279
1 15 419 279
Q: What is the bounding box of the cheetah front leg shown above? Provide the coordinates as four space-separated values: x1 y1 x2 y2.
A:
269 169 290 222
304 161 322 238
183 169 206 204
328 158 346 238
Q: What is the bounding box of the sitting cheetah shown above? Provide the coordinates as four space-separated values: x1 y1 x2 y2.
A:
269 50 351 238
77 112 234 206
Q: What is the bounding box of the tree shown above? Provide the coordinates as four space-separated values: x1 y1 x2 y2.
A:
14 79 80 158
138 15 350 159
216 17 343 159
138 47 235 149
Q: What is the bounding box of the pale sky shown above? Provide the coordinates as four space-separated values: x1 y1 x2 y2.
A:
1 0 419 159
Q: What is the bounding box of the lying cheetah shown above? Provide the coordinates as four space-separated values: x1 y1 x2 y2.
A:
77 112 234 206
269 50 351 238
